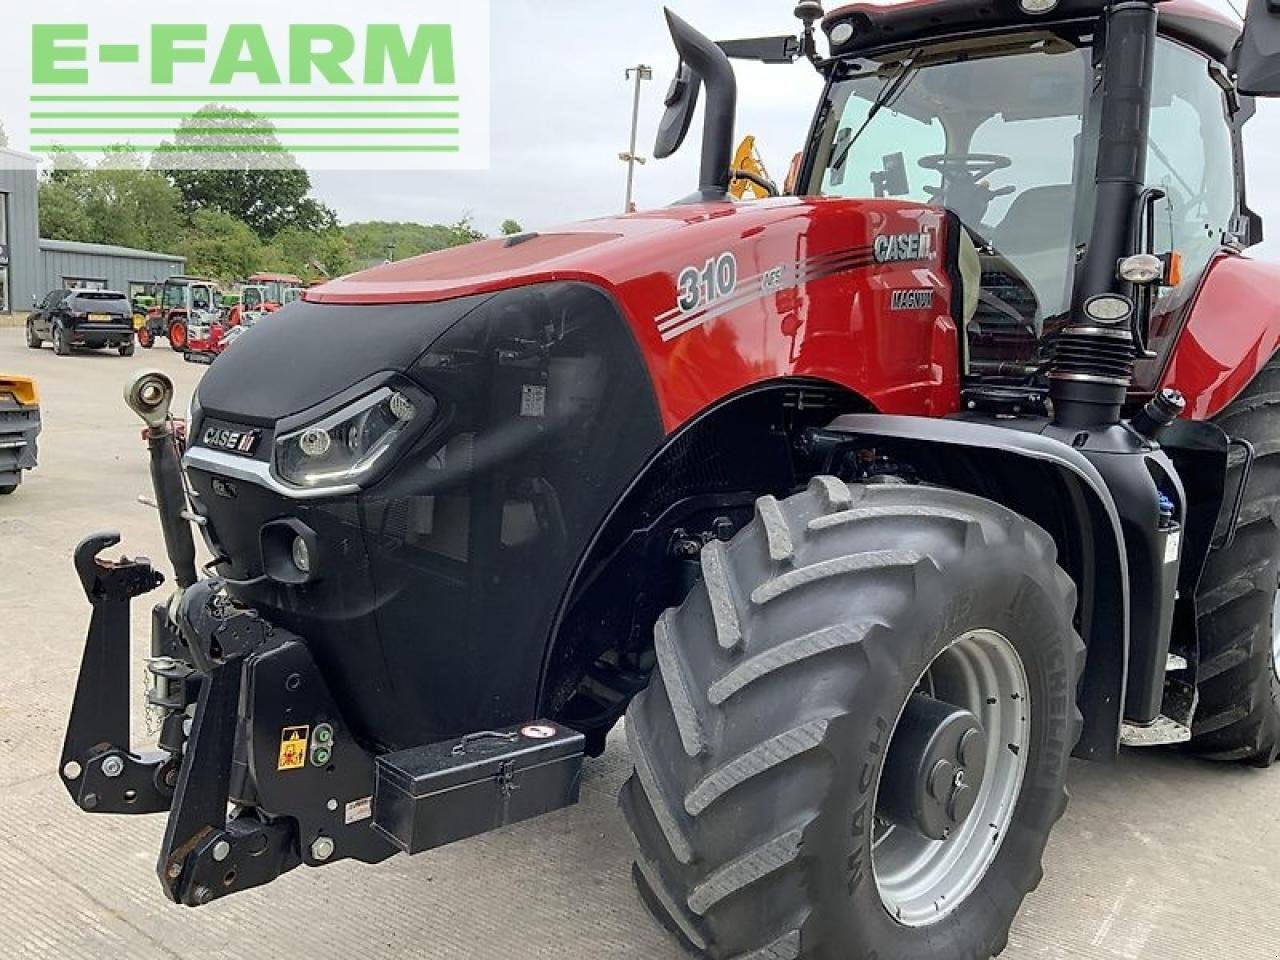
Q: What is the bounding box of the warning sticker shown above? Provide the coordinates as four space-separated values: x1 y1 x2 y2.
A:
278 726 310 771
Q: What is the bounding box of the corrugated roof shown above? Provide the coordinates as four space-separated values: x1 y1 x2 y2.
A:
38 238 186 263
0 146 39 168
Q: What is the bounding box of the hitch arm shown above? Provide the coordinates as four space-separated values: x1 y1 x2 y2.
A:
59 533 175 814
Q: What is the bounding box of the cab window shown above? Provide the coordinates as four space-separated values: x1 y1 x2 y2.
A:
1146 39 1236 288
810 32 1093 333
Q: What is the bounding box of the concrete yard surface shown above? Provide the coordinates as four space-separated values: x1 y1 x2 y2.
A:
1 327 1277 959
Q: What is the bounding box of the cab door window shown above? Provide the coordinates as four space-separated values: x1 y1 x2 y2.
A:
1146 39 1236 287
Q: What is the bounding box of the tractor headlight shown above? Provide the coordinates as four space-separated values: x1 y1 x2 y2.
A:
273 387 434 490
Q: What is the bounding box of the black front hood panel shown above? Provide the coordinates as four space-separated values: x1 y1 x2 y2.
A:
196 294 490 425
187 282 663 750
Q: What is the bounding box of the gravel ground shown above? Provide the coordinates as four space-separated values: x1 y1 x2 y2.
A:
1 327 1277 959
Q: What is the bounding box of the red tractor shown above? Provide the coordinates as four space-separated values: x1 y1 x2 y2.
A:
226 273 304 327
59 2 1280 958
137 277 222 351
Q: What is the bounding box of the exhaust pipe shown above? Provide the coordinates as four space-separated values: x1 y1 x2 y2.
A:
125 371 199 589
655 8 738 201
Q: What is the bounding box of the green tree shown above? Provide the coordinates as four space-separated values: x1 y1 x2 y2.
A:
263 226 353 281
177 209 266 282
500 218 524 236
37 179 94 240
448 215 486 245
343 219 488 264
163 106 339 238
36 148 184 252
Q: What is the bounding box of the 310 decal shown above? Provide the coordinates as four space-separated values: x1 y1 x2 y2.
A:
677 252 738 314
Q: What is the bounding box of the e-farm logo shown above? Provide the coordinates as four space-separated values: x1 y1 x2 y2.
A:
1 1 490 170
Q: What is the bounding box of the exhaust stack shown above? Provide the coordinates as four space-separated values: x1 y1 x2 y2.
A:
655 9 738 202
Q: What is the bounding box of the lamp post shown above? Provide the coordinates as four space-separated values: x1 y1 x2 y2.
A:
620 64 653 212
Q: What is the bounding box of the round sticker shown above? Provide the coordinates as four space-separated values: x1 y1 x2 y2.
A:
521 724 557 740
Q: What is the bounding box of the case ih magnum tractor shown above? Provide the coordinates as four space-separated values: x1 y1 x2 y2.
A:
60 1 1280 957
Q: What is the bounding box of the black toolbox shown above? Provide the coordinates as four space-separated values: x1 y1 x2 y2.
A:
372 721 585 855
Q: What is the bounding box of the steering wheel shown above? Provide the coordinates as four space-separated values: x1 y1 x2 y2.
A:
920 153 1013 182
919 154 1016 225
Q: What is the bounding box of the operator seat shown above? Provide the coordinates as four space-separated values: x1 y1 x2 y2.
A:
989 184 1078 324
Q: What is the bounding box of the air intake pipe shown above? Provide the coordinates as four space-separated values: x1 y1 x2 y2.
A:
1050 1 1159 429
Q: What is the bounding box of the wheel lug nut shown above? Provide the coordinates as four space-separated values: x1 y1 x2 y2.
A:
928 760 955 801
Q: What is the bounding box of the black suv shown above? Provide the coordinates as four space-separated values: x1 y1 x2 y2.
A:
27 289 136 357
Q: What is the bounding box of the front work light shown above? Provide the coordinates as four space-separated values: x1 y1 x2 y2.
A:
273 387 432 490
1019 0 1060 13
1117 253 1165 285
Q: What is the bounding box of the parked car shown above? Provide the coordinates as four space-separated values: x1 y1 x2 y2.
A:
27 289 136 357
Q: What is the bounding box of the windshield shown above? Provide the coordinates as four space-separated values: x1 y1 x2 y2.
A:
808 31 1095 370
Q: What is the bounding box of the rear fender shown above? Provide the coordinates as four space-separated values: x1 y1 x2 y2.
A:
1147 254 1280 420
819 414 1130 761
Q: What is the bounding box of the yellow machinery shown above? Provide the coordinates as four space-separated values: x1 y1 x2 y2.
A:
728 135 776 199
0 375 40 495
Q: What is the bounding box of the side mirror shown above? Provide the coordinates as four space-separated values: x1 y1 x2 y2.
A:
1237 0 1280 96
655 62 701 160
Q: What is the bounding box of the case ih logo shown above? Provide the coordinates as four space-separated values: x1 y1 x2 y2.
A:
202 426 261 456
874 231 936 264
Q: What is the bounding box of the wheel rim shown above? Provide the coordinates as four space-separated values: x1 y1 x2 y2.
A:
170 323 186 349
872 629 1031 926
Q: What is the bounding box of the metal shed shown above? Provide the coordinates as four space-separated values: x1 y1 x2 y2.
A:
0 148 41 315
37 240 186 306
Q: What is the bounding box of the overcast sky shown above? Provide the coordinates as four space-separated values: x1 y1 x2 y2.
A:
312 1 1279 256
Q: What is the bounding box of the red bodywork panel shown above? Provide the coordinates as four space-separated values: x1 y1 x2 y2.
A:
1144 254 1280 421
310 198 962 432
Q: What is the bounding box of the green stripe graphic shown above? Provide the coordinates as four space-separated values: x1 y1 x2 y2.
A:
30 95 460 103
32 111 459 119
30 144 463 153
32 128 461 135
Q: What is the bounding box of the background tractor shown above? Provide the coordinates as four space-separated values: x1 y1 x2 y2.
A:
226 273 305 328
59 1 1280 958
138 277 222 351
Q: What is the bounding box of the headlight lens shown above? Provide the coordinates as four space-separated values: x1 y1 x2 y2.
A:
273 387 430 490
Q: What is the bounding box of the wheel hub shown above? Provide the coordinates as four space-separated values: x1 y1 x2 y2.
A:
872 629 1031 927
877 694 988 841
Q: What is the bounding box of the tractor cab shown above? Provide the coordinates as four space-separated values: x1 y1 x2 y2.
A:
248 273 304 311
799 0 1252 399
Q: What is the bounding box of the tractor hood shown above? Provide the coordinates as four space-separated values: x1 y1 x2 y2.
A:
202 195 957 433
306 199 808 307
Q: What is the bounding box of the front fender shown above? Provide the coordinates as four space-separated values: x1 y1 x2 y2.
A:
821 414 1130 761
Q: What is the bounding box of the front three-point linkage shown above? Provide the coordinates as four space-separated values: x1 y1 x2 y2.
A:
59 533 176 814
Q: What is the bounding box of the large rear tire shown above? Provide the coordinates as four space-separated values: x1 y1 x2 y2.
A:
1189 358 1280 766
621 478 1083 959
